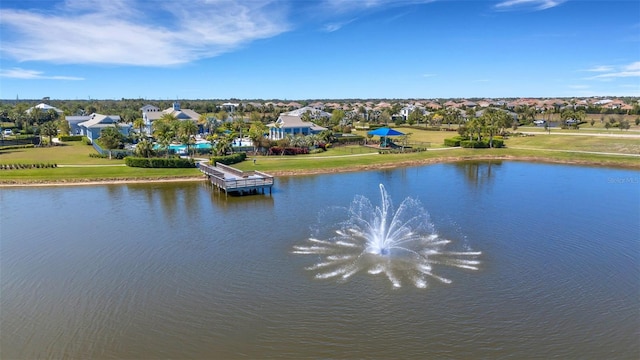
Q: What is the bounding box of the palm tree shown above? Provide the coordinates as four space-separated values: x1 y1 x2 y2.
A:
198 113 209 134
152 119 176 158
135 139 155 158
213 134 233 156
40 121 58 146
179 120 198 157
133 118 145 136
481 109 500 147
248 122 268 154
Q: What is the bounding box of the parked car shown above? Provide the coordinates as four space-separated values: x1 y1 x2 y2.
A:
3 129 12 135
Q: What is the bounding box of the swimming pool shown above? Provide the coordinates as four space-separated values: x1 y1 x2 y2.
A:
151 138 252 153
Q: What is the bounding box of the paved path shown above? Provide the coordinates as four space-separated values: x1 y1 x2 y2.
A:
57 164 127 167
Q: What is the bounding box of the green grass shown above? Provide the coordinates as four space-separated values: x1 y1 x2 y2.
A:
0 166 202 183
507 134 640 154
0 141 122 165
1 132 638 184
235 147 638 175
0 141 201 183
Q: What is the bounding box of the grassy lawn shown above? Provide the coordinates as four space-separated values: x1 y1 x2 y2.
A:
0 166 202 183
1 132 638 184
0 141 202 183
0 141 123 165
507 134 640 154
235 146 638 175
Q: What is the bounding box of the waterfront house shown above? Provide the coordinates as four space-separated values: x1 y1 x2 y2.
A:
141 102 200 135
267 114 328 140
77 113 131 143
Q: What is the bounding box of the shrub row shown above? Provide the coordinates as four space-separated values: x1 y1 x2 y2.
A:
0 144 35 151
1 163 57 170
405 125 443 131
460 138 504 148
268 147 310 156
379 147 427 154
125 157 196 168
335 135 364 144
210 152 246 165
59 135 84 141
444 137 462 147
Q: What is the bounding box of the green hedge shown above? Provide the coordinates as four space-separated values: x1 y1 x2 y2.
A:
0 144 35 151
335 135 364 144
444 137 462 147
460 138 504 148
210 152 246 165
490 138 504 148
59 135 83 141
125 157 196 168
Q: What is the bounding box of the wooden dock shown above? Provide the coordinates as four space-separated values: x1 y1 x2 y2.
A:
199 162 274 196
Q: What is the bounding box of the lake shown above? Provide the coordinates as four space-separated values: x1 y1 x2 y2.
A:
1 161 638 359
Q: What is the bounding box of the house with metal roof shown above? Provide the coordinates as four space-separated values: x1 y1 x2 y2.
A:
284 106 332 120
25 103 64 115
141 102 200 135
76 113 131 143
267 114 328 140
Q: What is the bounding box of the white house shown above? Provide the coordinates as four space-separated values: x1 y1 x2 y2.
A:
141 102 200 135
221 102 240 113
267 114 328 140
25 103 64 115
285 106 332 120
76 113 130 143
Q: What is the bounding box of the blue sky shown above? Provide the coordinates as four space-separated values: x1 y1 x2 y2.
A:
1 0 638 100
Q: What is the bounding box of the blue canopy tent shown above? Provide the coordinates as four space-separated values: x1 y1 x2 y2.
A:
367 127 405 137
367 127 405 147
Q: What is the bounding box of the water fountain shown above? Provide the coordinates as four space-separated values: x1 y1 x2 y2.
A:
293 184 481 288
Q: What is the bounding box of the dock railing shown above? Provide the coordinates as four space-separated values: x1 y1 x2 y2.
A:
199 162 274 195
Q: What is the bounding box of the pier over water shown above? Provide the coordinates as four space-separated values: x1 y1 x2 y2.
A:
199 162 274 196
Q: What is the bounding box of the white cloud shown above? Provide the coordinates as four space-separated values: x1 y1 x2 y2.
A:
323 18 357 32
584 65 614 72
494 0 566 11
625 61 640 71
322 0 435 14
586 61 640 80
422 73 437 78
0 0 290 66
0 68 84 80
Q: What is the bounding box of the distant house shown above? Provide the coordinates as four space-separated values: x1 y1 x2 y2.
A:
25 103 64 115
221 102 239 113
75 113 131 143
141 102 200 135
285 106 332 120
267 114 328 140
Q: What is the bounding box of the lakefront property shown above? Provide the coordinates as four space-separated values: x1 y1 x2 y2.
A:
0 96 639 186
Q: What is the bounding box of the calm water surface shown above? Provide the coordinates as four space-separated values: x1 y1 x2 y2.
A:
1 161 638 359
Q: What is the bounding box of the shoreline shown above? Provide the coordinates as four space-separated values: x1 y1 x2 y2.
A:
1 155 638 188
